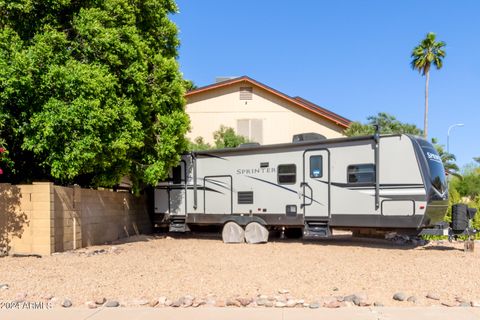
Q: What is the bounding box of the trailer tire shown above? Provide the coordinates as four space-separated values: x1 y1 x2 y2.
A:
222 221 245 243
245 222 269 244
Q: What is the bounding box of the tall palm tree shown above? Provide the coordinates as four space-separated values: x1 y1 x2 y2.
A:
411 32 446 138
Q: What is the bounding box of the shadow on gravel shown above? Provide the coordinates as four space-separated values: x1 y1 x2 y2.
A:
420 245 463 252
153 228 428 250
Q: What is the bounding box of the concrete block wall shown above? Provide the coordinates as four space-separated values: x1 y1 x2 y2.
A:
0 182 54 255
0 183 151 255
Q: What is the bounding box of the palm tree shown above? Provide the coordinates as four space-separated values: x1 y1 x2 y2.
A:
411 32 446 138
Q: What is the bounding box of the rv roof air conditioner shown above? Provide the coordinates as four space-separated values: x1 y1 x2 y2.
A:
292 132 326 143
238 142 261 148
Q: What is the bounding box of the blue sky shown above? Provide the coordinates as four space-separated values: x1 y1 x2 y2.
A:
172 0 479 168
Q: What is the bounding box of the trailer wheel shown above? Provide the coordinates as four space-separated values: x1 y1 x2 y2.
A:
245 222 269 244
222 221 245 243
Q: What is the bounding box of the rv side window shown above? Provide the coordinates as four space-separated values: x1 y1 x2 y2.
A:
172 165 182 184
310 156 323 178
347 164 375 184
278 164 296 184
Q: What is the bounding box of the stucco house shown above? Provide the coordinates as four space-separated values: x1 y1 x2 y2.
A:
185 76 351 145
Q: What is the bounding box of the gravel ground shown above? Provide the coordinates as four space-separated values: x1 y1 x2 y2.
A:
0 233 479 307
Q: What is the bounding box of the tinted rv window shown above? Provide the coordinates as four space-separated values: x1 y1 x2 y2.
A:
415 138 447 194
310 156 323 178
347 164 375 184
278 164 296 184
172 165 182 184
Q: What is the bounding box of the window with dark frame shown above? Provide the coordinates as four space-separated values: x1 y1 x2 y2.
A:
310 156 323 178
347 164 375 184
278 164 296 184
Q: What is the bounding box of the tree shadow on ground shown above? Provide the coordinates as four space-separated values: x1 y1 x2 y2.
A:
0 184 29 255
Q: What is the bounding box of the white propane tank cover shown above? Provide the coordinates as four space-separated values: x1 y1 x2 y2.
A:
222 221 245 243
245 222 269 244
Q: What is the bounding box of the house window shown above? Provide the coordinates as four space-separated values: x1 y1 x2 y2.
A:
310 156 323 178
347 164 375 184
236 119 263 144
239 87 253 100
278 164 296 184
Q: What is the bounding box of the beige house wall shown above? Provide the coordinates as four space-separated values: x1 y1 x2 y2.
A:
186 83 345 145
1 183 151 256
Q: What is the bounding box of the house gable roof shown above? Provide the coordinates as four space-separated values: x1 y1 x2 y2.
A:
185 76 351 128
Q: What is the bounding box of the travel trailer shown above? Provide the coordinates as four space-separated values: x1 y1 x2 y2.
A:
154 133 451 243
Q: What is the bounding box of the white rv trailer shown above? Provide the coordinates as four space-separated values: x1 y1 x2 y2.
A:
154 133 449 242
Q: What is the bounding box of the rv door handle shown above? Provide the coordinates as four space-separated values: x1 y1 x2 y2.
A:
300 182 313 208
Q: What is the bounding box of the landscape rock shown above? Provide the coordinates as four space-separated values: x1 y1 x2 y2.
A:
105 300 120 307
441 301 458 307
61 299 72 308
459 302 471 307
85 301 97 309
264 300 274 307
131 299 149 306
303 302 310 308
49 297 60 307
393 292 407 301
15 292 27 302
274 301 286 308
471 300 480 307
344 293 368 306
455 296 467 303
343 301 355 307
41 294 54 300
214 299 226 307
158 296 167 306
256 298 267 306
237 297 252 306
192 299 205 308
374 301 384 307
226 298 241 307
286 299 296 308
149 299 159 307
165 299 173 307
309 302 320 309
182 298 193 308
426 293 440 300
95 297 106 305
278 289 290 294
171 300 182 308
325 300 342 308
407 296 417 303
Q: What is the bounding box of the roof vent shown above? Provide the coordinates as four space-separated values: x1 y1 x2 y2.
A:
215 76 237 83
292 132 327 143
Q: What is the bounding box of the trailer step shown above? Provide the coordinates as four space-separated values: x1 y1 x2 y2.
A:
169 217 189 233
304 222 331 238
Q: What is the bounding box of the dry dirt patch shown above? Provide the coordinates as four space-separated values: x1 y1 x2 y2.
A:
0 234 479 307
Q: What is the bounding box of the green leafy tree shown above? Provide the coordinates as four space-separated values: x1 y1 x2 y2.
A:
411 32 446 138
450 162 480 199
213 126 249 149
344 112 423 136
0 0 189 190
431 138 459 177
189 137 212 151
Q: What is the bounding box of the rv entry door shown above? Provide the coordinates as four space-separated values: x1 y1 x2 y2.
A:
303 150 329 218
